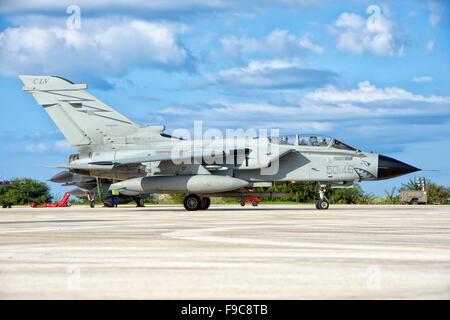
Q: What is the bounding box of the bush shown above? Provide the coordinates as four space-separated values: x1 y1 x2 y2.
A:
169 193 188 204
383 187 401 204
0 178 53 205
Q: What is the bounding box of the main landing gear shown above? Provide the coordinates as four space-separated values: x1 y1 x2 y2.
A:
315 184 329 210
135 196 145 207
183 194 210 211
87 193 95 208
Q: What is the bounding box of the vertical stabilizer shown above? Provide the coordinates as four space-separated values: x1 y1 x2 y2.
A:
20 75 138 150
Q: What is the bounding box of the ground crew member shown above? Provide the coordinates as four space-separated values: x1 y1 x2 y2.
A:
111 189 120 207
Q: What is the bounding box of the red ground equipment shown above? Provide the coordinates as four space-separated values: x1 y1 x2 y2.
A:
240 189 261 207
240 197 260 207
31 193 71 208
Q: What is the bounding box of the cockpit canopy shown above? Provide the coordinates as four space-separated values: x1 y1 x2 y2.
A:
270 134 357 151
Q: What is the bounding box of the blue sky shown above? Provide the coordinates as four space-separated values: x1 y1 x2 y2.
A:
0 0 448 198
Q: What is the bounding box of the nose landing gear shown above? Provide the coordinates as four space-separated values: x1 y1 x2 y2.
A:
315 184 329 210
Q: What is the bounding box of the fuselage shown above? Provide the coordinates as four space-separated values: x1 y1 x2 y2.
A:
66 134 413 185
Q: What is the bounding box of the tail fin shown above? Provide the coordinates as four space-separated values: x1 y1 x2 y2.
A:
20 75 138 151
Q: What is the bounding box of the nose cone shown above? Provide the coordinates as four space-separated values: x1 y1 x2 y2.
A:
377 155 420 180
49 171 74 183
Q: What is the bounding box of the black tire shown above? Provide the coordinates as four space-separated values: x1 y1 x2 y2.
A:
136 197 145 207
252 200 258 207
240 198 246 206
90 201 95 208
318 199 329 210
315 200 321 209
410 199 418 205
199 197 211 210
183 194 202 211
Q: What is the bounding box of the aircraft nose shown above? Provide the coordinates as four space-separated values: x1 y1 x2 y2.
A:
377 155 420 180
49 171 73 183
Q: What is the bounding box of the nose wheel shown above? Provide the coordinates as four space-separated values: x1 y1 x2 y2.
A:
315 199 329 210
316 184 329 210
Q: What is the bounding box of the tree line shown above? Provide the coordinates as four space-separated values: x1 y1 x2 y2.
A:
262 177 448 204
0 178 52 206
0 177 448 206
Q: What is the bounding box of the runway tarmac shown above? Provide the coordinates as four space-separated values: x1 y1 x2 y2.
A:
0 204 449 299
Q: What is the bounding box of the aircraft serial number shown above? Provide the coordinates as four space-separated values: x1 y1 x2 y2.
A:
327 165 354 174
33 78 48 85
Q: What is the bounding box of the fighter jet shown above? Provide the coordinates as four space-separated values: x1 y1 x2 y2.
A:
20 76 420 210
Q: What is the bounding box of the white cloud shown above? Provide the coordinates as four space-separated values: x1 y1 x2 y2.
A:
428 1 446 28
150 77 450 148
298 34 324 54
304 81 449 103
329 9 406 57
190 59 337 89
24 139 73 153
154 86 450 139
54 140 73 152
220 29 324 62
25 143 48 153
412 76 433 83
426 39 435 52
430 14 441 27
156 100 335 133
0 18 191 77
334 12 365 29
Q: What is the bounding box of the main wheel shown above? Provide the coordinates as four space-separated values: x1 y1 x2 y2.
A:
183 194 202 211
251 200 258 207
318 199 329 210
199 197 211 210
136 197 145 207
240 198 246 206
315 200 321 209
90 201 95 208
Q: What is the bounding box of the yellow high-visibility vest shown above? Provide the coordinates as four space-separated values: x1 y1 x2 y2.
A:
112 189 120 196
